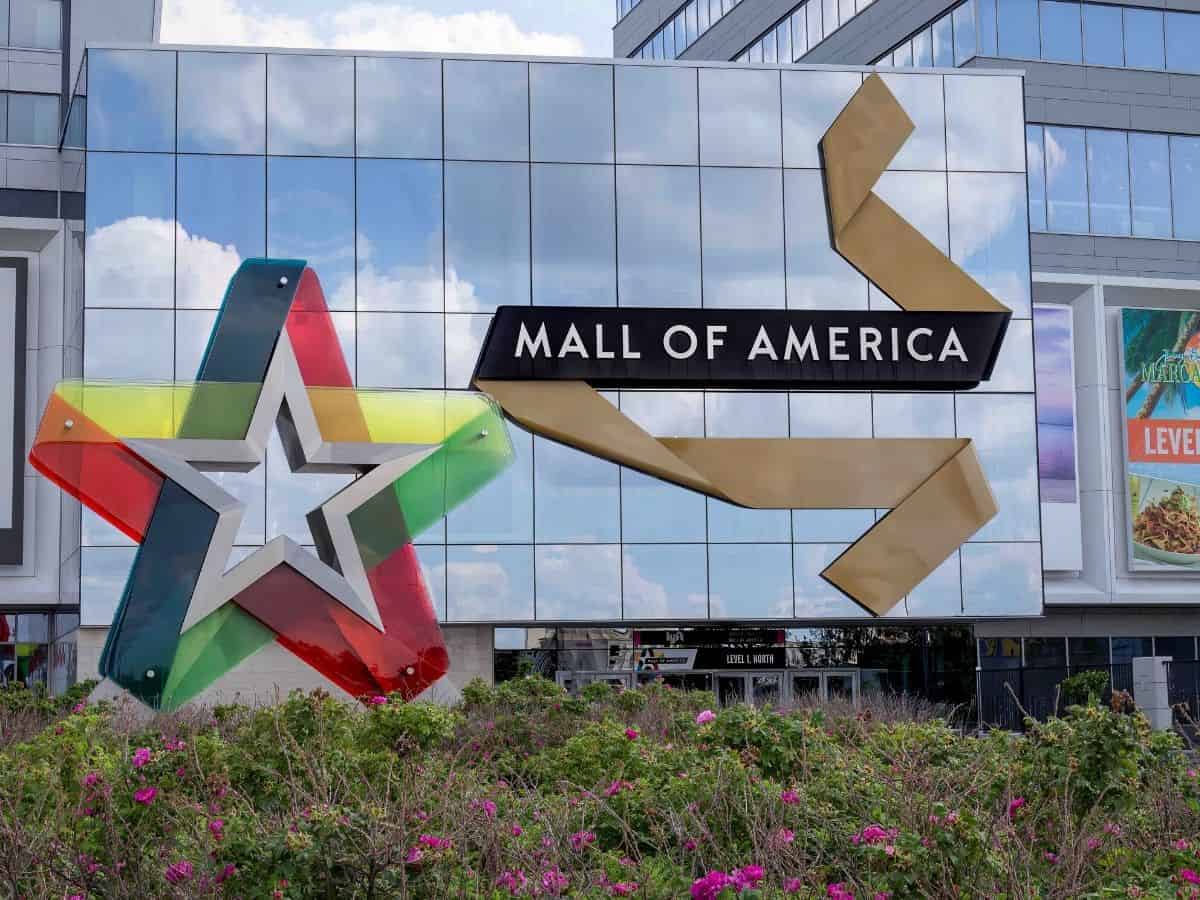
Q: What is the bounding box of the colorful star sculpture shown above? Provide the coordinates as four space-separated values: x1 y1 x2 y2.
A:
31 259 513 710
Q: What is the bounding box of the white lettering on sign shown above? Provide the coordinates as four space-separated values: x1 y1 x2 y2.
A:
664 325 698 360
1142 425 1200 457
706 325 727 360
515 322 551 358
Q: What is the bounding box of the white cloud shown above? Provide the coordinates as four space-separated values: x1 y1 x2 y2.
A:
161 0 585 57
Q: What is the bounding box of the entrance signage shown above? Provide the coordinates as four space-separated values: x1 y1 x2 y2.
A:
473 74 1017 619
631 647 788 671
474 307 1009 391
1121 307 1200 570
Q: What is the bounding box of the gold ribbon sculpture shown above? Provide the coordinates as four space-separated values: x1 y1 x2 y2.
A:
475 74 1007 616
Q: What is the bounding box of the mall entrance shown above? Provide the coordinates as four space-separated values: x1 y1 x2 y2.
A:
556 668 861 707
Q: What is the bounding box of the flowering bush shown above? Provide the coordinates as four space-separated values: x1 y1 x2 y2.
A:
0 677 1198 897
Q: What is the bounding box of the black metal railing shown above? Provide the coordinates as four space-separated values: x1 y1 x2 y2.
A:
977 664 1133 731
1167 659 1200 725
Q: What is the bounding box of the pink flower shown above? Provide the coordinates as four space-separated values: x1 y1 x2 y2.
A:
368 695 387 705
945 811 959 825
695 709 716 725
785 879 804 894
82 772 100 788
610 883 639 896
496 870 527 895
772 828 796 848
471 798 498 819
570 830 596 851
216 864 236 884
418 834 451 850
605 779 632 797
1177 839 1191 851
781 789 801 805
133 786 158 805
1189 770 1198 779
67 895 84 900
854 824 894 845
873 894 891 900
733 865 764 890
164 860 193 884
1103 822 1122 836
131 747 152 769
691 871 734 900
1182 869 1200 885
884 844 896 857
163 738 186 751
510 823 523 836
827 884 856 900
684 838 698 851
71 702 86 714
625 727 639 740
1087 838 1101 850
209 819 224 840
1045 851 1059 865
540 866 569 895
405 846 423 865
1007 797 1026 819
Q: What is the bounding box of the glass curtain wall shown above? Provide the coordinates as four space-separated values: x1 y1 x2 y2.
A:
79 50 1042 626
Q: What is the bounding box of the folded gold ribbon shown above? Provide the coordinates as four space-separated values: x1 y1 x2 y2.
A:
474 74 1007 617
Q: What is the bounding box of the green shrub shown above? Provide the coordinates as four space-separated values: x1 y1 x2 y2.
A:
1060 669 1110 707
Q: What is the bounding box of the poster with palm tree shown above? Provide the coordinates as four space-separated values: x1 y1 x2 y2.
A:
1121 308 1200 570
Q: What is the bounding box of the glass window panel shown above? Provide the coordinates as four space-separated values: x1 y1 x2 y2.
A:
623 471 707 542
1039 1 1082 63
84 309 173 380
949 172 1032 318
531 63 613 164
749 41 763 64
445 313 490 389
82 505 134 547
654 31 666 59
792 10 808 58
706 391 788 437
777 20 792 63
447 545 535 621
823 0 839 36
978 0 999 55
174 308 217 379
357 313 443 388
781 70 861 169
674 15 686 55
790 392 872 437
1025 636 1066 666
945 75 1025 172
979 636 1023 668
445 161 530 312
534 437 620 543
532 164 616 307
913 28 934 66
709 543 793 618
795 543 868 617
1086 130 1130 236
87 49 175 152
997 0 1040 58
1069 636 1110 666
782 174 868 312
894 42 914 67
0 3 8 44
933 14 955 66
177 155 265 310
699 0 711 32
792 508 874 542
620 390 705 436
808 0 824 49
1111 637 1154 663
1123 8 1164 70
1171 136 1200 240
356 56 441 159
267 54 353 156
962 543 1042 615
953 0 978 63
1082 4 1122 67
708 499 791 543
265 429 352 545
762 29 777 64
686 1 699 44
178 52 265 154
85 152 174 308
447 428 534 543
906 552 962 617
840 0 856 32
355 159 442 312
701 167 785 309
879 73 945 170
267 157 355 310
957 394 1039 541
414 545 446 622
617 165 701 308
876 172 948 254
1027 126 1047 232
977 317 1035 391
1166 12 1200 74
623 545 708 619
873 394 956 437
11 0 58 49
1130 132 1171 238
537 545 621 620
444 60 529 162
1155 636 1196 660
1044 126 1088 233
7 93 58 145
81 547 136 627
208 465 266 548
616 66 698 165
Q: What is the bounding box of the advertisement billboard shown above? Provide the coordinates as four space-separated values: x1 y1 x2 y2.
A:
1121 308 1200 571
1033 304 1082 570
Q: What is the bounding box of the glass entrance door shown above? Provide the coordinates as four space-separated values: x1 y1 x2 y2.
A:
717 674 747 706
788 670 861 706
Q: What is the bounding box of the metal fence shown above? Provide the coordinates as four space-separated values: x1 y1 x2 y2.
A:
977 664 1133 731
1167 659 1200 726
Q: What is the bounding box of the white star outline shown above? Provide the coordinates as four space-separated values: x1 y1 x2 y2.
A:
129 328 445 635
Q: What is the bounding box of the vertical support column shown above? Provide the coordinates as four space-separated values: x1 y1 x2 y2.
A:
1132 656 1172 730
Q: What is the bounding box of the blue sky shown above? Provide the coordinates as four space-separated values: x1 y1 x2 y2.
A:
161 0 613 59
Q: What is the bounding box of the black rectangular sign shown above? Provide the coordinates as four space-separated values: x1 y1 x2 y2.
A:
473 306 1010 391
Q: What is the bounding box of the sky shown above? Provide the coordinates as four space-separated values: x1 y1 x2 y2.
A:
160 0 613 59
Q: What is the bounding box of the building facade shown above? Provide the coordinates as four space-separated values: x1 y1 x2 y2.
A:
0 0 158 694
615 0 1200 722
